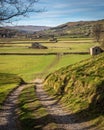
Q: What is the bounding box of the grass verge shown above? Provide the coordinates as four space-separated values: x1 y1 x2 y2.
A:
0 73 23 109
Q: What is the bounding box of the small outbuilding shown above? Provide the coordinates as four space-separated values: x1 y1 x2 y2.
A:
30 42 48 49
49 37 57 42
90 46 103 55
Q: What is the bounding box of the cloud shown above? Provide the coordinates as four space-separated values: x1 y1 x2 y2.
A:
30 7 93 20
11 0 104 26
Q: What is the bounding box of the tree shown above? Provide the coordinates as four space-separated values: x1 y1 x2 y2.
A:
92 24 104 49
0 0 40 23
92 24 102 42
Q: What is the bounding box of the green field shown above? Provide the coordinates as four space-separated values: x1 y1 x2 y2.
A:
0 55 55 81
0 54 90 107
0 55 55 107
0 54 90 102
53 54 90 70
0 54 91 80
0 37 92 108
0 37 98 53
0 36 102 129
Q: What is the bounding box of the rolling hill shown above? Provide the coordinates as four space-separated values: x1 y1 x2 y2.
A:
39 19 104 37
1 19 104 37
44 53 104 128
5 25 50 33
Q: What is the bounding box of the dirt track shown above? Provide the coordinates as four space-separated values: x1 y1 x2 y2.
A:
0 79 97 130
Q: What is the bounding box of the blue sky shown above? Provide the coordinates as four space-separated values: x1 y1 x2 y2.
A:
14 0 104 27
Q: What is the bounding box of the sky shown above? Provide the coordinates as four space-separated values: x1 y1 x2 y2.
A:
13 0 104 27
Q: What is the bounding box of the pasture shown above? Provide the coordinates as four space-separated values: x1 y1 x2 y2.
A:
0 55 55 81
0 37 93 108
0 54 90 80
0 37 95 81
0 55 55 107
0 37 98 53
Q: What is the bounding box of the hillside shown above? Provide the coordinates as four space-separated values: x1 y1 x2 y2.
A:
44 53 104 128
1 19 104 37
40 19 104 37
5 25 50 33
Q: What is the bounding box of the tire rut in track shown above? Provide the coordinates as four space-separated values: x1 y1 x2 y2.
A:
0 85 25 130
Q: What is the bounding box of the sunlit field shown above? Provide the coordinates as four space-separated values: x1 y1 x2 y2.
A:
0 37 98 53
0 37 92 108
0 55 55 81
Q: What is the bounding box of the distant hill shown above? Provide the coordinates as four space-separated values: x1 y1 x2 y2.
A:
45 53 104 128
40 19 104 37
1 19 104 37
0 27 19 38
5 25 50 33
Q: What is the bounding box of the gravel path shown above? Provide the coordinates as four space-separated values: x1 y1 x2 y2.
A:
0 85 25 130
35 79 95 130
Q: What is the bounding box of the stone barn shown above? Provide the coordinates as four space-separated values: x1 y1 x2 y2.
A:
30 42 48 49
49 37 57 42
90 46 103 55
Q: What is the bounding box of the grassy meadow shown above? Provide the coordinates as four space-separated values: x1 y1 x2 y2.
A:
0 36 103 129
0 54 91 81
0 55 55 81
53 54 90 70
0 37 93 107
0 55 55 107
0 37 92 82
0 37 98 53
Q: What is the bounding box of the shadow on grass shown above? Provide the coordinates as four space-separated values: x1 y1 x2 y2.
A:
19 109 102 130
20 114 68 130
19 102 103 129
0 72 25 85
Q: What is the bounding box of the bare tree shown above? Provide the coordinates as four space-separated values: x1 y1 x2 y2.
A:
92 24 104 49
92 24 103 42
0 0 40 23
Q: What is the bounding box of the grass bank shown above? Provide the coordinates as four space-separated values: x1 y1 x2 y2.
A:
0 73 23 109
44 53 104 129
